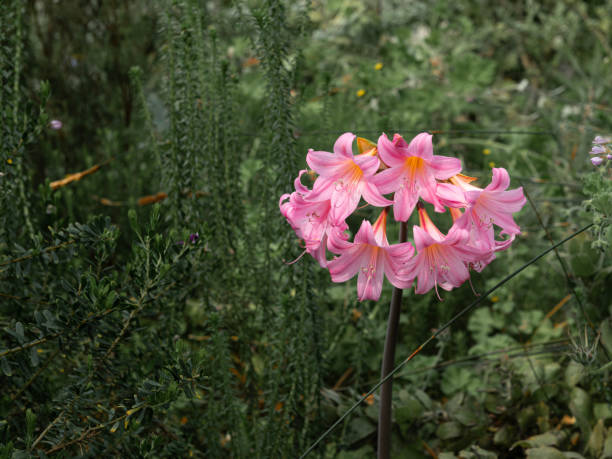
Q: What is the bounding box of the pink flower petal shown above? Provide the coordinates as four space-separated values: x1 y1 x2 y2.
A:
353 154 380 177
328 246 367 282
485 168 510 192
407 133 433 161
430 155 462 180
370 165 405 195
333 132 356 158
377 133 406 167
361 182 393 208
306 150 349 177
436 183 467 208
327 226 352 253
392 185 419 221
357 250 385 301
353 219 375 245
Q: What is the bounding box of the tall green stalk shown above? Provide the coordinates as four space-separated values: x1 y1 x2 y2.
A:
377 221 407 459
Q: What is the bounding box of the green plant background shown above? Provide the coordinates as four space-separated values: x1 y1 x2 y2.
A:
1 0 611 457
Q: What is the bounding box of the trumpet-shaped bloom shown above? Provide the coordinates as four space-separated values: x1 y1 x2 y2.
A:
327 209 414 301
280 170 347 267
403 205 487 298
447 207 497 273
372 132 461 221
437 168 526 238
306 133 392 225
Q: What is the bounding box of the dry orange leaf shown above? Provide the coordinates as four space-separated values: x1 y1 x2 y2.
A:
137 192 168 206
545 294 572 320
187 334 211 341
229 367 246 385
98 197 123 207
362 393 374 406
50 164 101 190
561 415 576 425
570 432 580 446
243 57 260 68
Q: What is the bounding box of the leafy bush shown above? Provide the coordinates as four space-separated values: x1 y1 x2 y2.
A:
1 0 612 457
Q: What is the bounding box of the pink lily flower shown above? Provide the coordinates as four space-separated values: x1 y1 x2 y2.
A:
327 208 414 301
404 205 487 299
372 132 461 221
306 133 392 225
447 207 496 273
280 170 347 267
437 168 526 239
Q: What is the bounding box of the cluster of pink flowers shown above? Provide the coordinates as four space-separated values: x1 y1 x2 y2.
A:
280 132 526 301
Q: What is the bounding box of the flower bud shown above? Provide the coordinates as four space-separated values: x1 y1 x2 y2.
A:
591 157 604 166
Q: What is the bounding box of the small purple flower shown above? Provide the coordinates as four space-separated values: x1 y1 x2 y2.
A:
591 157 604 166
189 232 199 243
607 154 612 160
593 136 611 145
590 145 606 155
49 120 63 130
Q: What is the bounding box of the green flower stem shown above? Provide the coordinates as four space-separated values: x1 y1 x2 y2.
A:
378 220 407 459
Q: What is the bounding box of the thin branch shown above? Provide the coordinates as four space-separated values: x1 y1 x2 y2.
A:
11 348 61 401
0 240 76 270
0 307 117 359
31 410 65 449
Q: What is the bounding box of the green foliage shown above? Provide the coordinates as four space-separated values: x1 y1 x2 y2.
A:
583 170 612 252
2 0 612 457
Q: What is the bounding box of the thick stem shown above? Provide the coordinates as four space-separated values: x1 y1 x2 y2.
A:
377 221 407 459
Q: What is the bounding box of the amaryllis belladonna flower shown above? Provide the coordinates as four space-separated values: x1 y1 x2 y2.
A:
372 132 461 221
280 170 347 267
438 168 526 242
402 204 489 299
305 132 392 225
279 131 526 302
327 208 414 301
49 120 63 130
